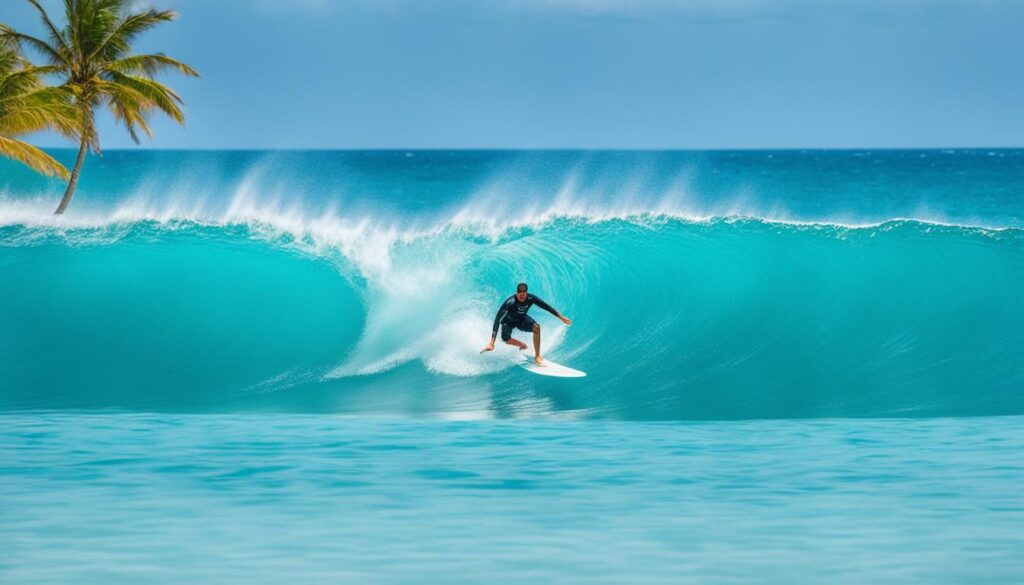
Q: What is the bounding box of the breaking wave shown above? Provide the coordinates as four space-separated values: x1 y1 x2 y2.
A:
2 201 1021 420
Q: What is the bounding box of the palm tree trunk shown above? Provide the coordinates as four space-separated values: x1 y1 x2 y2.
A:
54 138 88 215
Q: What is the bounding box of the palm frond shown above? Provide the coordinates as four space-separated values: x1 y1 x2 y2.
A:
73 0 125 58
0 87 79 136
91 9 177 61
0 39 30 71
0 46 63 97
0 42 78 138
25 0 71 55
106 53 199 78
4 0 194 172
103 71 184 123
0 134 70 179
0 68 44 101
95 78 153 143
0 27 67 67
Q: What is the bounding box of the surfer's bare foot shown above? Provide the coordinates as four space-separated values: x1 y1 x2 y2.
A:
535 355 544 365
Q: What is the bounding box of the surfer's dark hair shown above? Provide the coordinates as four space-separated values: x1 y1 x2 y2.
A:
517 282 528 292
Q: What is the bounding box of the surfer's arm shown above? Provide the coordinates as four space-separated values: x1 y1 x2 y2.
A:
532 296 561 318
532 296 572 326
483 298 512 351
491 297 512 338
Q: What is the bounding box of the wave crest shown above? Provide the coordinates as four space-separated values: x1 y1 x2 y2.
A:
1 215 1021 419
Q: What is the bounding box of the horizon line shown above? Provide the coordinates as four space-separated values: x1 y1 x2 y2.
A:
32 146 1024 153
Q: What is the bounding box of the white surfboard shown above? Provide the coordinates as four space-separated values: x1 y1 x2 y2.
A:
517 354 586 378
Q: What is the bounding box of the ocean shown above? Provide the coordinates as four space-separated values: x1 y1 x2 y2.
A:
1 149 1022 582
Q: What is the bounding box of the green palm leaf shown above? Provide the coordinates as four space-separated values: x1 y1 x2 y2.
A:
0 26 68 67
0 43 75 178
0 135 70 179
91 9 177 61
106 54 199 78
1 0 198 213
25 0 71 55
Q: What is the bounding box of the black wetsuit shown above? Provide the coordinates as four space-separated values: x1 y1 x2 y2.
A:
492 294 560 341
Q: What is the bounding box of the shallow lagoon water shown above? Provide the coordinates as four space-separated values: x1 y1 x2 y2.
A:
2 414 1022 584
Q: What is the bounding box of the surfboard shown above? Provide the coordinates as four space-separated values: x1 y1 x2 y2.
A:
517 354 586 378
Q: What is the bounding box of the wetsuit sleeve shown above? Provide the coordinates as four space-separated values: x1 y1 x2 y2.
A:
492 296 513 335
531 296 561 318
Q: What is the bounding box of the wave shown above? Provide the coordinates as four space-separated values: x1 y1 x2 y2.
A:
4 147 1023 234
1 210 1021 420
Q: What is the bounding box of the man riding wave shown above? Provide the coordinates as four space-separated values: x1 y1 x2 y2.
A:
482 282 571 365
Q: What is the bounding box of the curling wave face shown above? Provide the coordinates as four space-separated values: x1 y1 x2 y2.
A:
1 213 1021 419
1 150 1022 419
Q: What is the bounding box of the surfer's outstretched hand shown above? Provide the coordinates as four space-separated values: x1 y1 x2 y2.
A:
560 316 572 326
481 342 495 353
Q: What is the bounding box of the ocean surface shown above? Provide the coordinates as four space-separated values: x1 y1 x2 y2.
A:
1 149 1022 582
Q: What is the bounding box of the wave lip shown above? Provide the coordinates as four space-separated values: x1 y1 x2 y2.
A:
2 213 1021 420
3 148 1022 418
6 148 1024 234
2 190 1018 248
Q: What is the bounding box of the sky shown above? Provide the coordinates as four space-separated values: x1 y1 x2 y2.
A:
3 0 1023 149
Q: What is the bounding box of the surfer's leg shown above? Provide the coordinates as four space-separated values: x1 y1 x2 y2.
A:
532 323 542 362
513 316 541 362
504 338 528 350
500 322 526 349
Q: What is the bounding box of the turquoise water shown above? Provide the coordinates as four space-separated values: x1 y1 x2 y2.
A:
2 414 1022 584
1 218 1020 418
1 150 1022 581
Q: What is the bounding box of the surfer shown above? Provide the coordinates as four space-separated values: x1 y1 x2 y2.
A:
482 283 572 365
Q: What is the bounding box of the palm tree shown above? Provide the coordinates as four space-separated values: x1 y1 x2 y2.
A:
1 0 198 214
0 40 77 179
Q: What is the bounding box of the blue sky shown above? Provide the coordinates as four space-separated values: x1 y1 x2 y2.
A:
5 0 1023 149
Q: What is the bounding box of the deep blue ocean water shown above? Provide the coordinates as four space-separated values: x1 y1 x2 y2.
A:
1 149 1022 582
